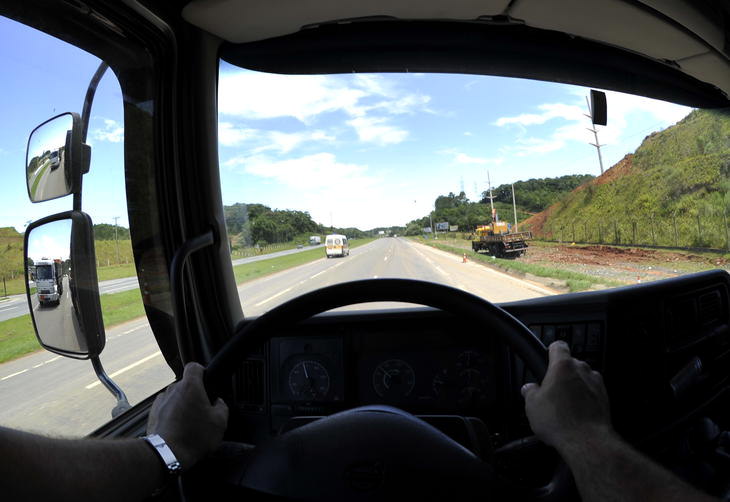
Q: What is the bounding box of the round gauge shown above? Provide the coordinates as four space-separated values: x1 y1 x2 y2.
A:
372 359 416 399
455 350 490 407
288 360 330 400
433 350 490 407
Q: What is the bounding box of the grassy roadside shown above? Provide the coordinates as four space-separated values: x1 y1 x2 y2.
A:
414 238 624 292
0 237 378 364
232 237 376 284
96 263 137 282
0 289 146 364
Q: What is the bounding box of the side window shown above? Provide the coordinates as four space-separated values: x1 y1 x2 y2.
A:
0 17 173 436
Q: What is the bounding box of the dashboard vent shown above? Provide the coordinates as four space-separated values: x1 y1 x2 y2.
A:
698 289 723 326
238 359 265 406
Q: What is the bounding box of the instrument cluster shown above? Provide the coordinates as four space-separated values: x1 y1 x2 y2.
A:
270 334 496 412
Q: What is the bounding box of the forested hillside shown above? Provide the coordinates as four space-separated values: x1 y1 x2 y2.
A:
523 108 730 249
224 203 367 247
485 174 594 213
402 173 594 236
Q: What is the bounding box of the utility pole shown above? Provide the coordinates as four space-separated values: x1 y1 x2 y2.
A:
486 171 496 223
511 183 518 231
585 95 605 174
113 216 120 265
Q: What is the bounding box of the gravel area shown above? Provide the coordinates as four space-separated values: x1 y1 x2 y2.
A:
425 237 729 286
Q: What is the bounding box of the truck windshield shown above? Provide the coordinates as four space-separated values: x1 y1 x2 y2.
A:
217 63 730 316
35 265 53 280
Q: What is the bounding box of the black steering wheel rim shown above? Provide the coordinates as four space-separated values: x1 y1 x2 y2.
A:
203 278 555 500
206 278 547 394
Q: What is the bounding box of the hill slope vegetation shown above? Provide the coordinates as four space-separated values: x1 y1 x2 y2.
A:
523 108 730 249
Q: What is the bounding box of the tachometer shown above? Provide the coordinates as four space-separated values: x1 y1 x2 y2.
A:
432 350 490 407
372 359 416 399
288 360 330 400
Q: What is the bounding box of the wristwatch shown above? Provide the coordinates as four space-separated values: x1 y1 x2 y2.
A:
143 434 182 474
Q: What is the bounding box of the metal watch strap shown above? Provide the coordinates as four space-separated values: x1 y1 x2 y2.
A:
143 434 182 474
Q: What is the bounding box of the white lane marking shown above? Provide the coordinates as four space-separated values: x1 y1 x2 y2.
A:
45 356 61 363
310 270 326 279
1 369 28 381
33 363 43 368
86 352 162 389
102 286 138 294
255 287 293 307
123 325 145 335
413 241 555 296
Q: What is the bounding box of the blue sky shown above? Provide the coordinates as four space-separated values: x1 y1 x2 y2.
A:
2 15 693 233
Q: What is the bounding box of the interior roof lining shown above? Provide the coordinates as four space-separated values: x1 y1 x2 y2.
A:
220 21 730 109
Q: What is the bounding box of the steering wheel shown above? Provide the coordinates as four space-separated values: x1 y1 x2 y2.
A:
204 279 564 501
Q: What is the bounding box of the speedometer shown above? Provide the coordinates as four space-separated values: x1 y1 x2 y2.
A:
372 359 415 399
288 360 330 400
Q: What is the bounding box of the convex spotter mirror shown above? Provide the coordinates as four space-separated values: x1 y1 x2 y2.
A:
25 113 89 202
24 211 105 359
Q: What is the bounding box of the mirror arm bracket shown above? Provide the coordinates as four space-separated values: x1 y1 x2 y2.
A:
90 356 131 418
80 62 109 143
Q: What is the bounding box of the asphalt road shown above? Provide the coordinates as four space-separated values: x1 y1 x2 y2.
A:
28 151 68 201
0 245 324 323
0 237 554 436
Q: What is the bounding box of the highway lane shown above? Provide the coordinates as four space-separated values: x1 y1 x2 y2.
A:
0 236 554 435
29 152 68 201
232 244 323 266
238 237 553 316
0 295 30 322
0 318 173 435
0 245 324 322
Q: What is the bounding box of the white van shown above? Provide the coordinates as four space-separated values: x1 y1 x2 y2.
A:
325 234 349 258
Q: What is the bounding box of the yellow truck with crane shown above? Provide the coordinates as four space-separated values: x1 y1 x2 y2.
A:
471 221 531 258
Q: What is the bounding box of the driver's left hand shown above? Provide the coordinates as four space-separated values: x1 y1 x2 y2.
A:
146 362 229 470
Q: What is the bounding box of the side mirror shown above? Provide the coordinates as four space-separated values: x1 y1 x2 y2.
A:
24 211 105 358
25 113 88 202
589 90 607 126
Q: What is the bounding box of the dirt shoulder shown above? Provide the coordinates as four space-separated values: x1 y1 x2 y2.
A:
425 236 729 286
525 242 729 285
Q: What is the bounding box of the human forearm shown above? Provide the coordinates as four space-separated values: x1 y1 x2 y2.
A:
559 427 717 502
2 426 164 502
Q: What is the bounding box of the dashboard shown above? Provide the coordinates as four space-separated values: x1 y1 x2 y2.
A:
231 270 730 453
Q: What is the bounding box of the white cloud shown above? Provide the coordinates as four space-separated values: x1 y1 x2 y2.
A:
227 152 380 192
219 72 367 123
454 153 503 165
346 117 408 145
219 122 336 153
92 118 124 143
494 103 584 127
438 148 503 165
262 130 336 154
494 90 692 157
218 122 259 147
219 71 430 123
463 131 473 136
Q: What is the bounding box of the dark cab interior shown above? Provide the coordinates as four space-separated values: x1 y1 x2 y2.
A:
3 0 730 500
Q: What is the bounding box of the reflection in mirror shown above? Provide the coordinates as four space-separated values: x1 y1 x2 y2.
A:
26 218 88 355
26 113 74 202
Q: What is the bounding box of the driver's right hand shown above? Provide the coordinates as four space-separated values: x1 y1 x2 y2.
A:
521 341 612 452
